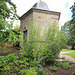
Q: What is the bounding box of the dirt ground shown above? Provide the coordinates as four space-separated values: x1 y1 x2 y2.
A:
44 63 75 75
0 47 20 56
55 66 75 75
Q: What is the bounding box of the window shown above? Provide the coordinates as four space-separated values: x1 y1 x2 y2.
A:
23 30 27 42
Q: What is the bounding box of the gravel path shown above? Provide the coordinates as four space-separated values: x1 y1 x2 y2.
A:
59 51 75 63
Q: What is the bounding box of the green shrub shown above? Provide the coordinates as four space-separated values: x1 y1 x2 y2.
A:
5 54 19 62
19 22 69 74
0 54 19 75
60 62 71 70
54 61 61 66
26 68 37 75
49 66 57 72
0 54 19 68
34 63 46 75
69 61 74 65
19 68 37 75
43 22 69 62
19 23 46 75
19 69 27 75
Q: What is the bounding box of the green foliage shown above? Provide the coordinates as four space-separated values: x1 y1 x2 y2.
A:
0 54 19 68
26 68 37 75
69 2 75 49
19 23 46 75
60 62 71 70
68 61 74 65
0 54 19 75
61 2 75 49
54 61 61 66
0 15 7 45
54 61 72 70
70 2 75 21
19 69 27 75
0 23 20 47
33 60 46 75
6 26 20 43
0 0 18 19
0 0 19 46
43 22 69 62
19 21 69 74
49 66 57 72
61 21 70 33
0 21 69 74
19 68 37 75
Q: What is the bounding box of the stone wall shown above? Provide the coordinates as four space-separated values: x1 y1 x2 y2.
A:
20 12 33 42
20 12 33 32
33 9 60 40
20 8 60 42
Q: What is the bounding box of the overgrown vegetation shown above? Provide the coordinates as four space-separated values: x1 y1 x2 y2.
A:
0 1 75 75
0 21 69 75
0 0 19 45
60 62 72 70
61 2 75 49
49 66 58 72
54 61 72 70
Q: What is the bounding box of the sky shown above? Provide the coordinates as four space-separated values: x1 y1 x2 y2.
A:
11 0 74 28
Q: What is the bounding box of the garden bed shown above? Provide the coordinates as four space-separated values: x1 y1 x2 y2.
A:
0 47 75 75
44 62 75 75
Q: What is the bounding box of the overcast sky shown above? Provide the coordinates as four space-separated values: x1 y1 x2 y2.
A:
11 0 74 27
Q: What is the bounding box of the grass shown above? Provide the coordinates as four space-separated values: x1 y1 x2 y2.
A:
61 49 75 52
63 52 75 58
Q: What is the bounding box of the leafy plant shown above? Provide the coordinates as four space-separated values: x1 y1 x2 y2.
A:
43 22 69 62
19 69 27 75
49 66 58 72
19 68 37 75
19 21 69 74
69 61 74 65
0 54 19 75
60 62 72 70
54 61 61 66
26 68 37 75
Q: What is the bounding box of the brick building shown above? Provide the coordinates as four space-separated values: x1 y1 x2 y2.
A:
19 1 60 42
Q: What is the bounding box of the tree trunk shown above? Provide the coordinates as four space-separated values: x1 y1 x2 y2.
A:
72 44 75 50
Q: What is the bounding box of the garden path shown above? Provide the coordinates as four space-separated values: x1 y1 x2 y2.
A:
59 51 75 63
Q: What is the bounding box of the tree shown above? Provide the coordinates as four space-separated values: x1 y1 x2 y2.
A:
61 20 70 33
70 2 75 49
0 0 19 45
0 0 18 19
61 2 75 49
